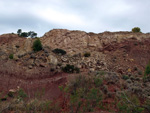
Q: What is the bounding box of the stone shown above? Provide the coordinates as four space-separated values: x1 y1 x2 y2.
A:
61 56 68 62
76 64 82 68
40 63 46 67
47 55 58 65
9 89 17 93
89 68 95 72
28 65 33 69
30 54 36 59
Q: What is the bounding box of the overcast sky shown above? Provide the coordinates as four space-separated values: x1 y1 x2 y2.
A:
0 0 150 36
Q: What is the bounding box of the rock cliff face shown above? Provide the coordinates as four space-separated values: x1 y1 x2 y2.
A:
1 29 150 56
0 34 33 59
41 29 150 54
0 29 150 74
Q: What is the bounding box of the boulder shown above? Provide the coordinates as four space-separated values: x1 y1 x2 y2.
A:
47 55 58 65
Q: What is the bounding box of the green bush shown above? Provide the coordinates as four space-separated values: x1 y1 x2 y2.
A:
61 74 103 112
145 62 150 76
20 32 28 37
122 75 129 80
17 88 27 100
32 38 42 52
84 52 91 57
62 64 74 73
74 67 80 73
17 29 38 38
62 64 80 73
52 48 66 55
118 93 146 113
94 78 102 87
9 54 14 59
132 27 141 33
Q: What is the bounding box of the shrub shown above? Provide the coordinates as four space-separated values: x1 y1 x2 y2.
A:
17 88 27 100
132 27 141 33
17 29 38 38
145 62 150 76
52 48 66 55
117 93 146 113
7 92 14 98
122 75 129 80
20 32 28 37
84 52 91 57
62 64 74 73
62 64 80 73
32 38 42 52
74 67 80 73
61 74 103 112
94 78 102 87
28 31 37 38
9 54 14 59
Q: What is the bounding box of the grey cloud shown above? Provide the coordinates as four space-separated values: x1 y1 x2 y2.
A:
0 0 150 36
0 13 57 36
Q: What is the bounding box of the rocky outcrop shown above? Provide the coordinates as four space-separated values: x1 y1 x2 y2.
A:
0 34 34 59
41 29 150 54
1 29 150 56
0 29 150 74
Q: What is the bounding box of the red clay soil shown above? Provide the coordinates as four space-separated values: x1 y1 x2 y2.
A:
103 38 150 74
0 59 69 100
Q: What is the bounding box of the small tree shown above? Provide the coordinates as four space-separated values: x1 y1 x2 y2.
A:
17 29 22 36
32 38 42 52
20 32 28 37
132 27 141 33
32 32 37 38
28 31 37 38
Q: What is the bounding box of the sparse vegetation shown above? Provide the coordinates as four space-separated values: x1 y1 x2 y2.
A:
84 52 91 57
17 29 37 38
145 62 150 76
28 31 37 38
122 75 129 80
20 32 28 37
52 48 66 55
9 54 13 59
17 88 28 100
62 64 80 73
32 38 42 52
132 27 141 33
117 93 146 113
61 74 103 112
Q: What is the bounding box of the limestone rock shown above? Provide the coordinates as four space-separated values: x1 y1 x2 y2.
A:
47 55 58 65
61 56 68 62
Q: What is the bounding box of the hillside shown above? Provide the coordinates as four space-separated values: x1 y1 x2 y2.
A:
0 29 150 112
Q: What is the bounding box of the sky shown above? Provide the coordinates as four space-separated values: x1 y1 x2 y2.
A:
0 0 150 36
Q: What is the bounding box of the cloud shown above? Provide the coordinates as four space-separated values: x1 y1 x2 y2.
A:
37 8 86 27
0 0 150 36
